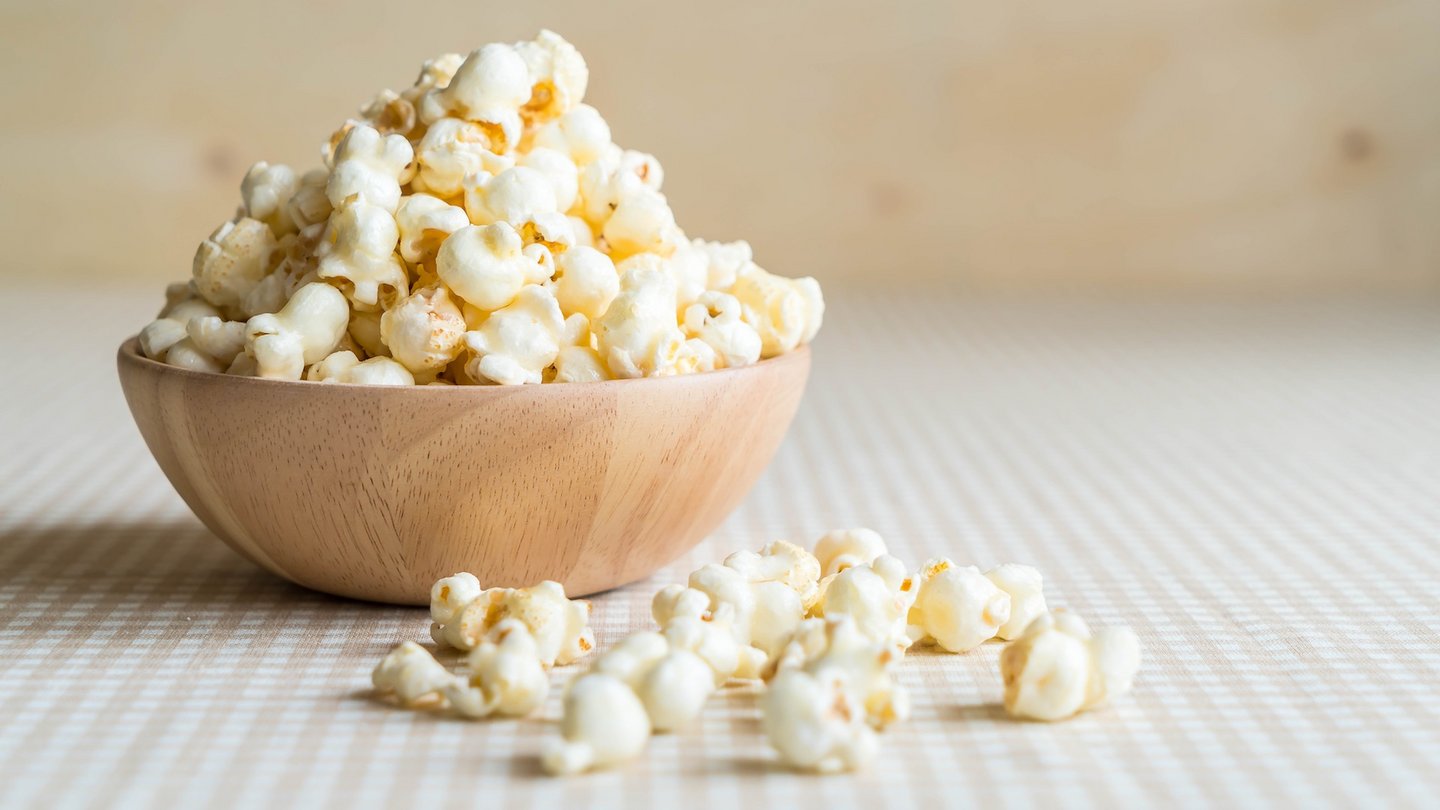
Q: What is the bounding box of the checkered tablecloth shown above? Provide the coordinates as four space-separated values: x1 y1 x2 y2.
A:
2 283 1437 809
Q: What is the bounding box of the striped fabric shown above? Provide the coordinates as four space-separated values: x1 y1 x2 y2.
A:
2 283 1437 808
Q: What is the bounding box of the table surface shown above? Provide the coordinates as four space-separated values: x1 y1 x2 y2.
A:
2 283 1437 809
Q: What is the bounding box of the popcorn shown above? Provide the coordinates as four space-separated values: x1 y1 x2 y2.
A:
413 118 514 198
372 641 453 708
762 669 878 773
192 218 277 314
395 194 470 278
811 555 915 649
436 223 543 311
380 286 466 378
305 351 416 385
722 540 822 608
1000 610 1141 721
138 32 820 384
430 577 594 667
185 316 247 367
602 187 679 259
731 264 824 358
590 631 714 733
326 124 414 212
551 246 618 320
445 618 549 719
682 291 762 369
314 206 408 309
515 29 588 125
419 43 530 152
813 528 889 578
768 615 909 729
463 284 565 385
986 563 1048 641
464 166 560 227
240 162 299 236
139 297 221 362
243 282 350 380
595 264 679 378
531 104 611 166
907 558 1010 653
660 603 743 685
518 147 579 213
541 673 651 775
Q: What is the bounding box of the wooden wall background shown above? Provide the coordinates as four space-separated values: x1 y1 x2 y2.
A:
2 0 1437 292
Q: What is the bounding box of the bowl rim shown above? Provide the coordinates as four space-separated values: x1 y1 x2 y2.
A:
117 336 810 392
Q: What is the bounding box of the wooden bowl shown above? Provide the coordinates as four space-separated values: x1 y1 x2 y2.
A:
116 339 810 604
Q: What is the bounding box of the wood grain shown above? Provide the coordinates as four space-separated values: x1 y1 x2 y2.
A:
3 0 1437 292
115 340 810 604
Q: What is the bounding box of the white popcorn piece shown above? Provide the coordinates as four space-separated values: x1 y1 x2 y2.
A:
419 43 530 151
541 673 652 775
430 572 483 625
813 528 889 578
723 540 823 608
445 619 549 719
762 668 878 773
731 263 824 358
185 316 247 367
587 631 715 733
602 187 679 259
550 245 617 320
1000 610 1141 722
595 264 679 378
682 291 762 369
463 284 565 385
326 124 414 213
192 218 277 313
316 203 408 308
660 603 743 685
666 241 709 309
358 89 417 139
380 286 467 378
518 147 579 214
515 29 588 124
240 162 299 236
286 169 333 230
576 151 659 229
907 559 1011 653
464 166 560 228
347 308 387 358
164 339 224 373
434 578 594 667
401 52 465 105
372 641 453 708
139 297 220 361
811 555 916 650
243 282 350 380
531 104 611 166
692 238 752 291
436 223 543 311
985 563 1048 641
414 118 514 198
768 615 909 729
305 351 416 385
552 346 610 383
686 566 805 675
395 194 471 271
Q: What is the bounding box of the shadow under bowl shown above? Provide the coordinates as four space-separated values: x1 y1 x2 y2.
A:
116 339 810 604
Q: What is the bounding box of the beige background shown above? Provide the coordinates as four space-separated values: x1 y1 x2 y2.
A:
2 0 1437 292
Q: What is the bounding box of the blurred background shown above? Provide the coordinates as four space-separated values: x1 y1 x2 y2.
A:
2 0 1438 293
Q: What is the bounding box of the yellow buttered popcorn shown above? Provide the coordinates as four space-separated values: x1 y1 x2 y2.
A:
138 30 821 384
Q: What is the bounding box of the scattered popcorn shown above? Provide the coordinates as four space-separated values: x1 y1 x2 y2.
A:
1000 610 1141 721
813 528 889 577
372 641 453 708
907 558 1011 653
430 576 593 667
811 555 915 649
985 563 1048 641
541 673 652 775
768 615 910 729
762 668 878 773
445 619 549 719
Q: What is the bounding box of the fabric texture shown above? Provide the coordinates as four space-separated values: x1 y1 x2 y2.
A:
2 284 1437 809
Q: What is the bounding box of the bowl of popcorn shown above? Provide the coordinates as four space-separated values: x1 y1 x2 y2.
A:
117 31 822 605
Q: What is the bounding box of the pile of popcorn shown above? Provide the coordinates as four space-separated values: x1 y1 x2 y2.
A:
138 31 823 385
372 529 1142 774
